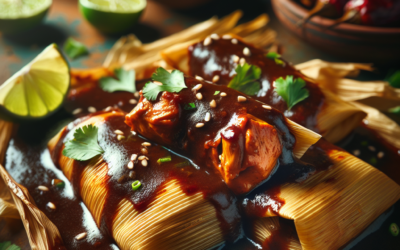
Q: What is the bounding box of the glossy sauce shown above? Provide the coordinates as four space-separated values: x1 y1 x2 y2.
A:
188 38 326 132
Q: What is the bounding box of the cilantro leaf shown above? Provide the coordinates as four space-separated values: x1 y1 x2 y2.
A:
143 67 187 101
385 70 400 88
184 103 196 110
0 242 21 250
214 91 220 95
266 52 280 59
63 37 89 60
388 106 400 115
99 68 136 93
274 75 309 110
62 124 104 161
227 63 261 96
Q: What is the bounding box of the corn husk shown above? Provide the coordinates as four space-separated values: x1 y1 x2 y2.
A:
103 11 276 79
0 121 63 250
48 112 225 250
252 217 301 250
256 149 400 250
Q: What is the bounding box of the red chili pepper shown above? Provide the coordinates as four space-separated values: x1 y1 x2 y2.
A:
342 0 400 26
300 0 351 25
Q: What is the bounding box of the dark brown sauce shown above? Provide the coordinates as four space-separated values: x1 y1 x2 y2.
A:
50 110 242 243
187 38 326 133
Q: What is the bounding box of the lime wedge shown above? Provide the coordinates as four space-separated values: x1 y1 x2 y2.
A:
0 44 70 120
0 0 52 34
79 0 146 34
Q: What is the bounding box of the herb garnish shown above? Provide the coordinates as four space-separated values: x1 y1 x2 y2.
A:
385 70 400 88
132 180 141 191
388 106 400 115
157 156 172 164
227 63 261 96
214 91 220 95
62 125 104 161
266 52 285 66
274 75 309 110
0 242 21 250
63 37 89 59
390 223 399 236
184 103 196 110
99 68 136 93
143 67 187 101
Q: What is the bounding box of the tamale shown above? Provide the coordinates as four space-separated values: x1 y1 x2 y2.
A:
160 35 366 143
48 110 241 250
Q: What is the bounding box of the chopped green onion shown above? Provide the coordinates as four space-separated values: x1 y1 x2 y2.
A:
175 161 190 168
390 223 399 236
157 156 172 164
132 180 141 191
274 58 285 66
214 91 220 95
266 52 280 59
184 103 196 110
51 179 65 189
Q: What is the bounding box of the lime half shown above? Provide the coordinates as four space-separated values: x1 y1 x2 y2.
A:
0 0 52 34
0 44 70 120
79 0 146 34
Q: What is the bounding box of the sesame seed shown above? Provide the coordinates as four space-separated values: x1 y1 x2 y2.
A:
117 135 125 141
368 146 376 152
104 106 112 112
210 100 217 108
377 151 384 159
47 202 56 210
114 130 124 135
134 92 140 98
220 92 227 97
142 142 151 147
243 47 251 56
37 186 49 191
196 93 203 100
127 161 134 169
72 108 82 115
203 37 212 46
75 232 87 241
231 39 238 44
195 75 204 81
222 34 232 39
129 99 138 105
141 147 148 155
232 55 239 63
353 150 360 156
262 105 272 110
142 159 148 167
239 58 246 66
210 33 219 40
129 171 136 179
219 155 222 160
131 131 137 136
238 96 247 102
138 155 146 161
131 154 138 161
205 112 211 122
192 84 203 91
88 106 96 113
196 123 204 128
212 75 220 83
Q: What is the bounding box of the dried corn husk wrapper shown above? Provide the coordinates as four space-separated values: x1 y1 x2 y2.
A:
252 148 400 250
47 111 320 250
0 120 63 250
296 60 400 150
103 10 276 78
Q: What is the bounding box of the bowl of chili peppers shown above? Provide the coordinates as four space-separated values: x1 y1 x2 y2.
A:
271 0 400 63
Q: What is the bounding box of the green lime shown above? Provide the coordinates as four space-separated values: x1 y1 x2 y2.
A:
79 0 146 34
0 0 52 34
0 44 70 120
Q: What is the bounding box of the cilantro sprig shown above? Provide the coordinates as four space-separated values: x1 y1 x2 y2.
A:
266 52 285 66
142 67 187 101
274 75 309 110
63 37 89 60
0 242 21 250
99 68 136 93
227 63 261 96
62 125 104 161
385 70 400 88
388 106 400 115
